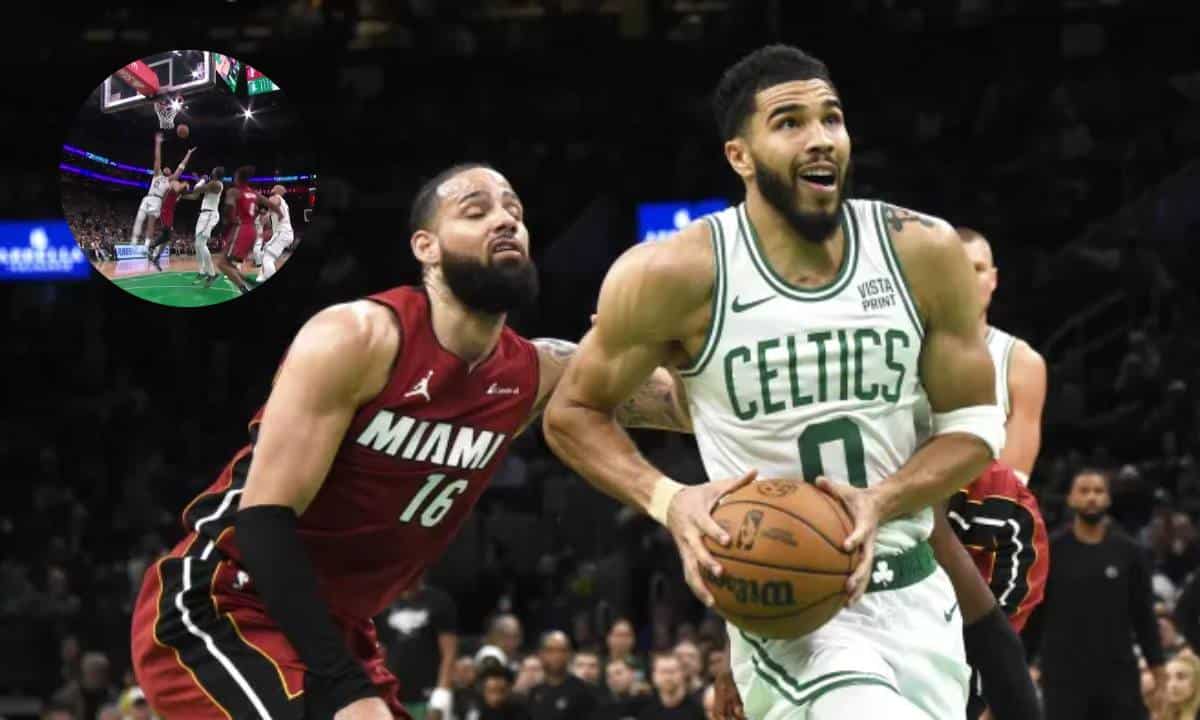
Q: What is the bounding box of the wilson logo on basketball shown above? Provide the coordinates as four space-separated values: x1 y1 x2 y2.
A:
708 572 796 608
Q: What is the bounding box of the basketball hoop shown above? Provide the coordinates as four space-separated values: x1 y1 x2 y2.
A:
153 95 182 129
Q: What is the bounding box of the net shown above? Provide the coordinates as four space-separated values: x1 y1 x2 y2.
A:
153 96 181 129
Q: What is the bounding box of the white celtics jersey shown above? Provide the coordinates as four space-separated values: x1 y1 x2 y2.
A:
986 326 1017 417
680 200 930 556
271 196 292 233
148 174 169 198
199 182 223 212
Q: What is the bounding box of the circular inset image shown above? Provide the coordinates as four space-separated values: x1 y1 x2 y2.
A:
62 50 316 307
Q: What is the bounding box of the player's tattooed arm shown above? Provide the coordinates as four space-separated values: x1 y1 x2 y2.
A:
524 337 693 434
881 204 936 232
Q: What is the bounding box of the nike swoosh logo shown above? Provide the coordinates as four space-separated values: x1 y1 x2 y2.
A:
731 294 776 312
944 601 958 622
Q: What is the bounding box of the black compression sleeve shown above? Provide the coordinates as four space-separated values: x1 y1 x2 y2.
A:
235 505 376 711
965 605 1043 720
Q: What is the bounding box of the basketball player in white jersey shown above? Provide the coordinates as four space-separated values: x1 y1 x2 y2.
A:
252 205 268 269
544 45 1005 719
956 226 1047 480
181 166 224 284
131 132 172 251
259 184 294 282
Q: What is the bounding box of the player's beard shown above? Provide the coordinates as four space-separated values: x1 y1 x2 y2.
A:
439 244 539 315
1076 508 1106 525
753 154 848 244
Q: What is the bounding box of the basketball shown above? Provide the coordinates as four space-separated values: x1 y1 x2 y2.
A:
702 478 860 639
176 123 189 139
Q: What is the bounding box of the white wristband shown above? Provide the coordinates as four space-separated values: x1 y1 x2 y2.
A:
429 687 452 714
1013 470 1029 485
932 404 1006 459
647 475 685 526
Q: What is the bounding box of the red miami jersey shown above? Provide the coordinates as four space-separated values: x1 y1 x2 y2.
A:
234 182 258 226
172 285 539 621
947 460 1050 632
159 183 180 227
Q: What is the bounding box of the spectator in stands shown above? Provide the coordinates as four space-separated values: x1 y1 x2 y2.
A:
375 570 458 720
528 631 597 720
570 647 602 687
51 651 119 720
1026 467 1165 719
1160 649 1200 720
1158 604 1189 657
478 613 525 672
1150 512 1200 586
671 641 704 698
637 653 704 720
605 618 644 680
700 684 716 720
513 654 545 699
117 686 156 720
1174 571 1200 652
701 646 726 686
450 656 483 720
478 661 530 720
44 565 81 629
594 658 651 720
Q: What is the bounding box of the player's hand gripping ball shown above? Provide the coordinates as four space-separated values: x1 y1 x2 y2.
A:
701 478 860 638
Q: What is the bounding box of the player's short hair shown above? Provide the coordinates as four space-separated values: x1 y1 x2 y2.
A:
211 166 226 179
712 44 838 141
234 165 255 183
1072 466 1112 491
409 162 497 235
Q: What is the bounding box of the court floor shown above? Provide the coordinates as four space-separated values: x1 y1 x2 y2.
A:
93 253 294 307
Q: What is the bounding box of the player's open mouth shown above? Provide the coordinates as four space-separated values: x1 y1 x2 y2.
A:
799 168 837 192
490 238 522 258
797 163 838 193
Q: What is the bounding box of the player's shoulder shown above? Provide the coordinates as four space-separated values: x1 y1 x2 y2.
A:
297 300 401 365
1011 337 1047 373
870 200 960 261
604 218 714 302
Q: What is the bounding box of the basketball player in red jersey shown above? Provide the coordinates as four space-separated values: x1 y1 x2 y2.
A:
130 163 693 720
146 143 197 271
212 165 269 295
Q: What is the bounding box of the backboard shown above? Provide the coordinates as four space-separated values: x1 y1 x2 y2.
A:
100 50 217 113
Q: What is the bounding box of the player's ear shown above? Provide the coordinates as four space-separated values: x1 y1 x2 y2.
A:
724 138 754 181
411 229 440 266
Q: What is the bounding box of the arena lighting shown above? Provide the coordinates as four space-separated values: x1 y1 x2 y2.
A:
242 108 254 119
61 145 314 183
59 163 148 189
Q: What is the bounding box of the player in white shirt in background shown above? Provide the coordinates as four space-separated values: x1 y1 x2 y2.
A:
259 185 295 283
131 132 172 252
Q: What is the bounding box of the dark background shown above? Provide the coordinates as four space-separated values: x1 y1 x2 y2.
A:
2 0 1200 717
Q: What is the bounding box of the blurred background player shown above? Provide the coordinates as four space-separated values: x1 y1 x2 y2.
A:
251 204 269 275
259 183 295 282
146 146 197 271
956 226 1048 481
129 132 171 252
180 166 225 285
212 165 268 294
946 225 1051 719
